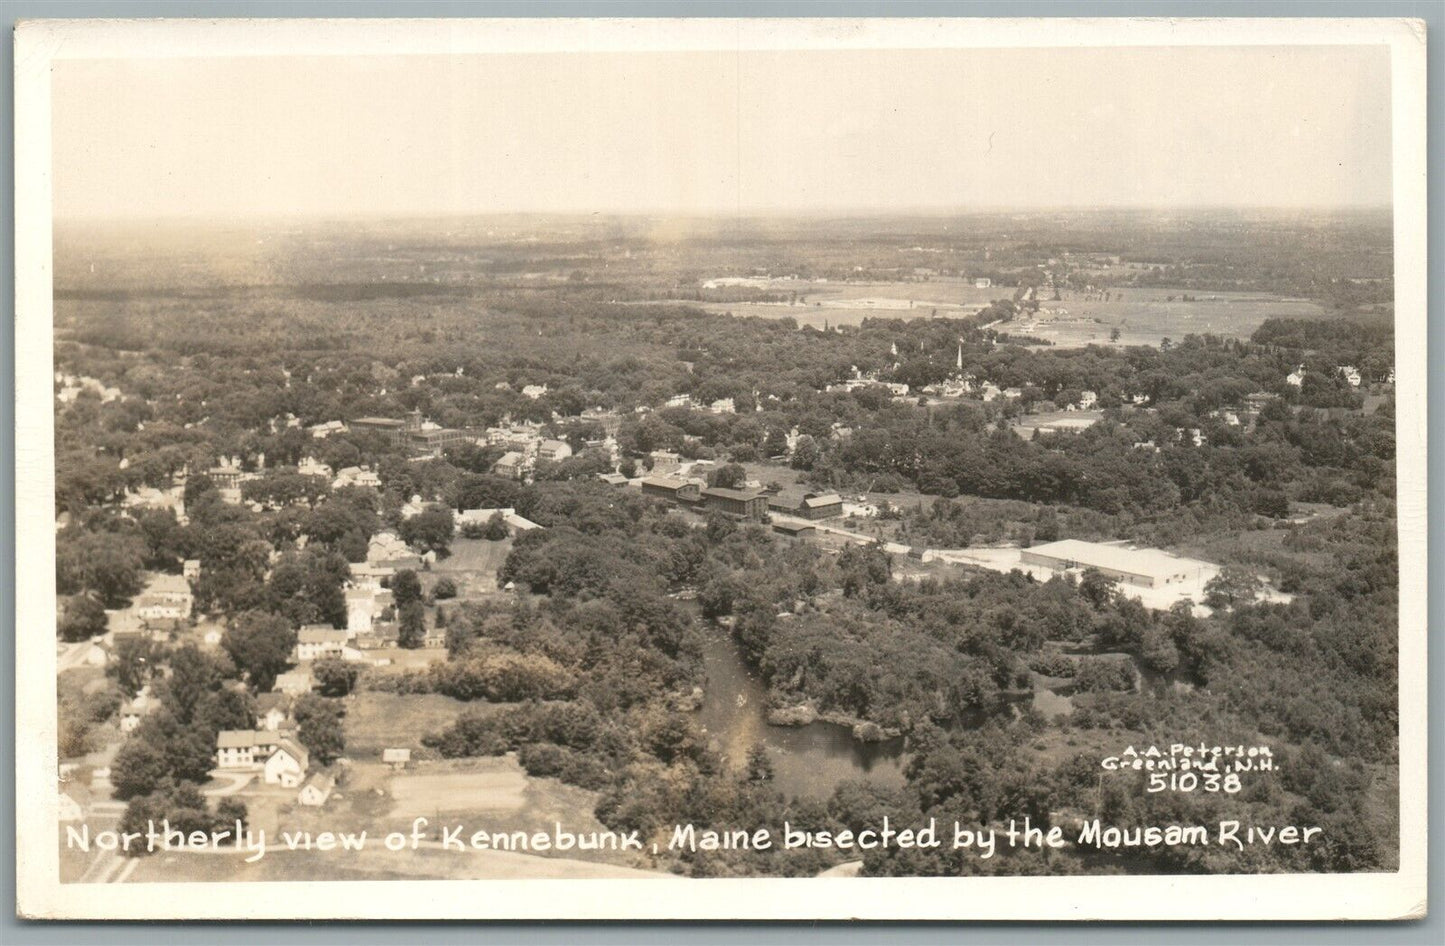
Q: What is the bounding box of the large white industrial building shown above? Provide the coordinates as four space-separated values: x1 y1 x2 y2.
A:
1020 539 1212 590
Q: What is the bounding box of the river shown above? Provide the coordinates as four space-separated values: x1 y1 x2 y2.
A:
695 626 908 800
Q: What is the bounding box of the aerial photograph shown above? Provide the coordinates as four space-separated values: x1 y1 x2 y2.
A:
42 36 1402 887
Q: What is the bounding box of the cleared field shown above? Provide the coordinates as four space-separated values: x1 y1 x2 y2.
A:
697 280 1327 344
389 768 528 814
344 691 478 758
364 645 448 674
1008 290 1327 348
1012 411 1104 439
430 536 512 597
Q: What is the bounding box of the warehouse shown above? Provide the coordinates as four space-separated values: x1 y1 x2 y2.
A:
641 476 701 504
700 486 769 521
768 490 844 520
1020 539 1211 590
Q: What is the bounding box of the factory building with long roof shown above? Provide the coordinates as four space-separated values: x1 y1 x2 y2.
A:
1020 539 1212 590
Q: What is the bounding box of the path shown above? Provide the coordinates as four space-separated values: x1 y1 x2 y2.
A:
202 771 256 797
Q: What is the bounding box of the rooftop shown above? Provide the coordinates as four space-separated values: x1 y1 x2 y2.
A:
147 574 192 595
298 627 349 644
217 729 283 749
642 475 693 490
1024 539 1209 579
302 772 336 792
702 486 766 502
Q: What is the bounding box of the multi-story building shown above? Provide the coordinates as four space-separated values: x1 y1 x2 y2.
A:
701 486 769 520
641 476 701 504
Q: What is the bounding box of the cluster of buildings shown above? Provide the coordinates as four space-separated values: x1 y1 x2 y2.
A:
214 722 335 806
1286 364 1367 389
349 411 480 457
638 476 844 525
639 476 769 521
483 417 621 480
662 394 738 415
825 376 911 398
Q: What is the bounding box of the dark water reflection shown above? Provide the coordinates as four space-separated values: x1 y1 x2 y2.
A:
696 626 908 800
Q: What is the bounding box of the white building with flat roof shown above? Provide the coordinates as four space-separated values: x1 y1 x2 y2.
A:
1020 539 1212 590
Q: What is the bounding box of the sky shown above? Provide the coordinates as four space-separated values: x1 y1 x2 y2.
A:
51 45 1393 220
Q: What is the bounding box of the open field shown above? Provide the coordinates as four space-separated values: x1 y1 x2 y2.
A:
430 536 512 597
344 691 480 759
365 645 448 673
697 280 1329 345
696 277 994 327
1007 290 1328 348
1012 410 1104 439
389 767 528 814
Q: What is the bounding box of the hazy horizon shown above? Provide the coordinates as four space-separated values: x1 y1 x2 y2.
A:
53 204 1395 230
53 45 1393 221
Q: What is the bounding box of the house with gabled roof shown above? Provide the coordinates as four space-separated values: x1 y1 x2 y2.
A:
297 772 336 806
253 692 291 732
216 729 309 787
273 668 314 696
264 738 308 788
135 573 193 622
295 625 348 661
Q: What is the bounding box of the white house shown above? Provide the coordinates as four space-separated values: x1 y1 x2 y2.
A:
273 669 314 696
521 384 549 400
1286 365 1306 388
297 457 333 479
1339 365 1362 388
493 451 528 479
253 693 290 732
134 574 193 622
297 772 336 806
537 439 573 463
295 626 348 662
366 531 412 564
348 562 394 592
263 739 309 788
333 466 382 489
118 692 154 733
216 729 284 769
346 588 377 634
